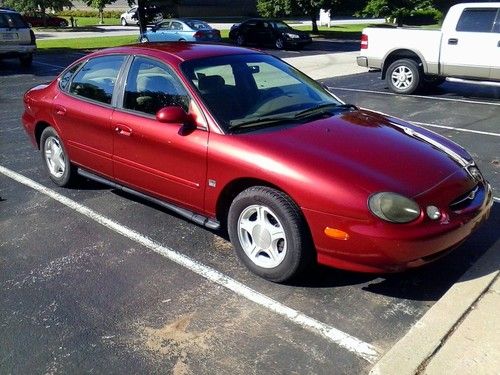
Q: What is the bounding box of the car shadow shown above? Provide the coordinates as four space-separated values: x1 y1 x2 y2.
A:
291 202 499 301
420 81 500 101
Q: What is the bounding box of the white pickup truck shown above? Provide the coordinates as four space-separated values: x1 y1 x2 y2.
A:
357 2 500 94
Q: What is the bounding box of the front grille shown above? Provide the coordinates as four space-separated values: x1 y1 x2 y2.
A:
449 185 479 212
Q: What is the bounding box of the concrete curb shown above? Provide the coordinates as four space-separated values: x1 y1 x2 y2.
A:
369 244 499 375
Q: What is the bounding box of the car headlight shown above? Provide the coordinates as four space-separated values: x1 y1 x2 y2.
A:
368 192 420 223
285 33 299 39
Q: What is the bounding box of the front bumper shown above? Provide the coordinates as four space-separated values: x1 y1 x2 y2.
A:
303 182 494 273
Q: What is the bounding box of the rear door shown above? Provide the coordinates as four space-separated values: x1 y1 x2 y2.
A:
440 7 499 79
54 54 126 178
111 56 208 210
0 12 28 51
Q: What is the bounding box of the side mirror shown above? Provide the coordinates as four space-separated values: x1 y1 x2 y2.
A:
156 106 188 124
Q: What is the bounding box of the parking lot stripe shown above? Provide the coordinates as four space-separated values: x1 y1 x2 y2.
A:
330 87 500 107
0 165 381 363
411 121 500 137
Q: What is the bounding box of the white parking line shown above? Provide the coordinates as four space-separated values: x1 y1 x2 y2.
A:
0 165 381 363
33 61 66 69
410 121 500 137
330 87 500 107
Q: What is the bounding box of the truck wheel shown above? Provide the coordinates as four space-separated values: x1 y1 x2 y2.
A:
386 59 421 95
228 186 312 282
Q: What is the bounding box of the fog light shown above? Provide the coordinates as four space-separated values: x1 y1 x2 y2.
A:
426 206 441 220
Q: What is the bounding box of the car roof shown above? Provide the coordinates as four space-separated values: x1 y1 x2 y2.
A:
0 8 19 14
88 43 260 64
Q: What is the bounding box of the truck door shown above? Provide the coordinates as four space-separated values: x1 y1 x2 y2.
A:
440 7 499 80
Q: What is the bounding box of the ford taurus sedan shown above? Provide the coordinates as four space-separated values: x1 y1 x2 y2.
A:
22 43 493 282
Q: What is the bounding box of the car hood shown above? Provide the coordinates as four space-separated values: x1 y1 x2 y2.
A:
236 109 475 199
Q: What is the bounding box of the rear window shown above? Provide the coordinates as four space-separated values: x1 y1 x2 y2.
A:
185 20 210 30
0 12 29 29
456 8 499 32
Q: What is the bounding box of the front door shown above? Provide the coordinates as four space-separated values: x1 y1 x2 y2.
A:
441 7 499 79
111 56 208 211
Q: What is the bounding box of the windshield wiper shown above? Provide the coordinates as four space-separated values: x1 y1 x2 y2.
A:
229 114 296 130
294 103 358 119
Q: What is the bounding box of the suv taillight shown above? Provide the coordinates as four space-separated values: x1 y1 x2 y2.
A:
360 33 368 49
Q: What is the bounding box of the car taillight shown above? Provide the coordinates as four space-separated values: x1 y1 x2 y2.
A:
194 31 205 39
360 34 368 49
30 29 36 45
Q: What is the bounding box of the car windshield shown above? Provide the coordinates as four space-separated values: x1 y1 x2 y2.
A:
181 54 342 132
0 12 28 28
185 20 211 30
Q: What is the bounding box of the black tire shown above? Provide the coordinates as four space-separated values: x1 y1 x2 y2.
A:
228 186 312 282
59 20 68 28
236 34 245 46
386 58 422 95
275 37 285 50
19 53 33 68
40 127 76 187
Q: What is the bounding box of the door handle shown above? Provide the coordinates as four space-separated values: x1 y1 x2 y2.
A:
54 105 66 116
115 124 133 136
448 38 458 45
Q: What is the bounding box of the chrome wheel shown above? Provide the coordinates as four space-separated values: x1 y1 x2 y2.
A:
237 204 287 269
236 34 245 46
275 37 284 49
44 136 65 178
391 66 414 90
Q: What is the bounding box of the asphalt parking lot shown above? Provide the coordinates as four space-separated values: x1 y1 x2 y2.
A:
1 49 499 374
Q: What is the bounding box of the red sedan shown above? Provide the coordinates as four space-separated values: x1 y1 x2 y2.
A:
22 44 493 282
22 12 68 27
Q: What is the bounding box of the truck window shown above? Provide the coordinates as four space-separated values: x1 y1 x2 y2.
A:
456 8 498 33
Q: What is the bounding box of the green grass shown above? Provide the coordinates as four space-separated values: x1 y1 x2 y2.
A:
294 23 377 40
37 35 138 51
62 16 121 27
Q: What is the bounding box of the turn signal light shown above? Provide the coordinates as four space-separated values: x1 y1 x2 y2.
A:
324 227 349 240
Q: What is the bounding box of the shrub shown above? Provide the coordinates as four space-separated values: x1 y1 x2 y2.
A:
56 10 122 18
402 7 443 25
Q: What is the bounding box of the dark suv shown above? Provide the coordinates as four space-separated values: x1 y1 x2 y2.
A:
0 8 36 67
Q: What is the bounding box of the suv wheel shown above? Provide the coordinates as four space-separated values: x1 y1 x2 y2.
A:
19 53 33 67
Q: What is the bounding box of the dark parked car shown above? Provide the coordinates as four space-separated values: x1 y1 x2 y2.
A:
23 12 68 27
229 18 311 49
22 44 492 282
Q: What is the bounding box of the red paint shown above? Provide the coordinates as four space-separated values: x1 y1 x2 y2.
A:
22 44 493 274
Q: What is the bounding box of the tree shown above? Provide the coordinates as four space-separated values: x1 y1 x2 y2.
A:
361 0 441 26
3 0 72 26
257 0 364 33
85 0 117 24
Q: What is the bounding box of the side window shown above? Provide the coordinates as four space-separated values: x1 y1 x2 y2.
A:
456 8 497 32
158 21 170 30
69 55 125 105
59 62 82 91
171 21 183 30
123 57 190 115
